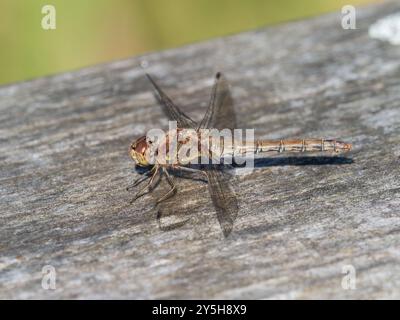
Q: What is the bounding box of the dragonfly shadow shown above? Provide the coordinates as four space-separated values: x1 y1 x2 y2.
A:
131 165 208 232
133 166 150 175
252 156 354 168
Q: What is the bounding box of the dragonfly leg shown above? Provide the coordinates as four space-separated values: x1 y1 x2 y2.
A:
156 168 177 204
129 166 160 204
126 165 157 191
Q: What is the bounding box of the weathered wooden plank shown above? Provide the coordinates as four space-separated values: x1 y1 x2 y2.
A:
1 1 400 299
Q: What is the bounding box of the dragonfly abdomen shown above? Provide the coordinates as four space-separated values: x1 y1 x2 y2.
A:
232 138 352 156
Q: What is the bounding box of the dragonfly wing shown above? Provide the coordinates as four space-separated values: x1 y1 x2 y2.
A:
198 72 237 130
146 73 197 129
205 165 238 237
199 73 239 236
147 73 239 236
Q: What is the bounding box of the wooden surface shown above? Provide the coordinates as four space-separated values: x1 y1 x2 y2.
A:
1 1 400 299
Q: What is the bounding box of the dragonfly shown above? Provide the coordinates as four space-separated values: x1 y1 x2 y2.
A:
128 72 352 236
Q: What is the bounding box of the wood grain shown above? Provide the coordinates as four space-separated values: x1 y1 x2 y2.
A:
1 1 400 299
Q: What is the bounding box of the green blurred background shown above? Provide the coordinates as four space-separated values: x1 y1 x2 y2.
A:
1 0 375 86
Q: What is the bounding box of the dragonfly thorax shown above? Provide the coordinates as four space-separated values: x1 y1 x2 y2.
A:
130 129 221 167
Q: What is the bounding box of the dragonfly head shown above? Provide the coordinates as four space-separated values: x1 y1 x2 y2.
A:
130 136 151 167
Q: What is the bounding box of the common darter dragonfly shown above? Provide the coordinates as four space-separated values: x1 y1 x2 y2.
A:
128 72 352 236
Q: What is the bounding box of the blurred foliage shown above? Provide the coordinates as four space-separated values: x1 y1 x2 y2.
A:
1 0 375 85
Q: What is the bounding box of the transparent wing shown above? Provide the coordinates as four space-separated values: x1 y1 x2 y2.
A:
199 73 239 236
198 72 237 130
149 73 239 236
146 73 197 129
205 165 238 237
